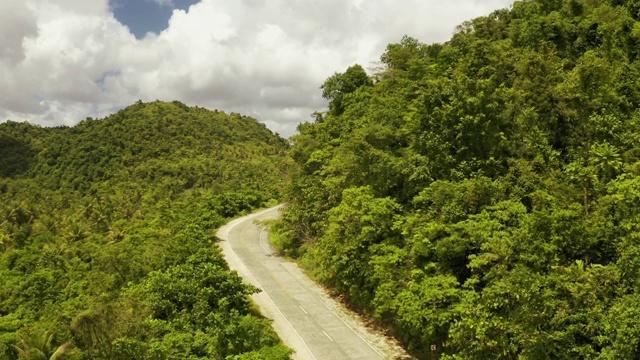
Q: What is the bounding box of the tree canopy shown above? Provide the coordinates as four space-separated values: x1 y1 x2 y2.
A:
277 0 640 358
0 100 292 360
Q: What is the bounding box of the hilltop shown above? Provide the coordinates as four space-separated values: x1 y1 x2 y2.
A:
0 101 292 359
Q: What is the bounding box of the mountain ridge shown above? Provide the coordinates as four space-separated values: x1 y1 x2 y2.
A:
0 100 292 360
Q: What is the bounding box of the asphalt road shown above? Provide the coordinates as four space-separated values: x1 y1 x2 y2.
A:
216 206 385 360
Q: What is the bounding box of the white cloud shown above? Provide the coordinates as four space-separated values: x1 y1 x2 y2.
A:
0 0 514 137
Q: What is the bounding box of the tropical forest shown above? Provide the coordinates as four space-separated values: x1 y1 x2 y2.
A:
3 0 640 359
276 0 640 358
0 101 291 359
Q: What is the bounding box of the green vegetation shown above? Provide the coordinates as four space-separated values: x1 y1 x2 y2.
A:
0 101 292 359
277 0 640 358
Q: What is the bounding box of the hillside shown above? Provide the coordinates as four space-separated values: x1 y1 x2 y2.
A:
277 0 640 358
0 101 291 359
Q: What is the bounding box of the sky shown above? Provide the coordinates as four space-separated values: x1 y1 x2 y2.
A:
0 0 515 137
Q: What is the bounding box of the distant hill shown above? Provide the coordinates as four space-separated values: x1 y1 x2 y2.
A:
278 0 640 358
1 100 287 193
0 101 292 359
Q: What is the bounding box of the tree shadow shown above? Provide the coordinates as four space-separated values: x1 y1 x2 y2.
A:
0 135 36 177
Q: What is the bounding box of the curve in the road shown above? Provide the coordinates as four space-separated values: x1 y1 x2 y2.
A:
216 206 385 360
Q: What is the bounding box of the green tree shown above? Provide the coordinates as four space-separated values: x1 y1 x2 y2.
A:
321 64 372 115
11 330 72 360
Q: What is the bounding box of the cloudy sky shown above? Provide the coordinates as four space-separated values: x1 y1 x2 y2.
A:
1 0 515 137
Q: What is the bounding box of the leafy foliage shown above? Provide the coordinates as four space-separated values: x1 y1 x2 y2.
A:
279 0 640 358
0 101 291 359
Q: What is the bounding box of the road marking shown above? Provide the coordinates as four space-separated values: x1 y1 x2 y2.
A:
245 228 293 299
262 287 318 360
323 331 334 342
259 229 384 358
258 227 272 253
226 215 317 360
299 306 308 315
227 208 382 359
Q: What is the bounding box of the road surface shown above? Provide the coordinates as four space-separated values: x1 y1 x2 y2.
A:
216 206 388 360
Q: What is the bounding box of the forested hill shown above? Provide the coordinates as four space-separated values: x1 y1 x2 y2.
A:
278 0 640 359
0 101 292 359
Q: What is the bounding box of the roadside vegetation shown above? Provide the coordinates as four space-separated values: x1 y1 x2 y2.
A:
0 101 292 360
276 0 640 358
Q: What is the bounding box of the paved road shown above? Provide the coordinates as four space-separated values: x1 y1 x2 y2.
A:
216 206 385 360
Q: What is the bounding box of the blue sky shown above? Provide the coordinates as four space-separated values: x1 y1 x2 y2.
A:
110 0 200 39
0 0 515 137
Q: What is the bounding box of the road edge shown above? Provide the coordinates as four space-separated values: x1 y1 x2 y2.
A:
215 205 315 360
216 205 412 360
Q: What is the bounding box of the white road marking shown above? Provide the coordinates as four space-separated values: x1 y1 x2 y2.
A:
259 228 272 253
228 218 318 360
300 306 309 315
222 207 385 359
323 331 334 342
259 228 384 358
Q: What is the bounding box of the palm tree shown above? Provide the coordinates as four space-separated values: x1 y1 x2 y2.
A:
589 141 622 182
64 221 87 244
11 330 73 360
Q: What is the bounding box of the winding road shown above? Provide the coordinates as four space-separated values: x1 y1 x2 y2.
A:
216 206 389 360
